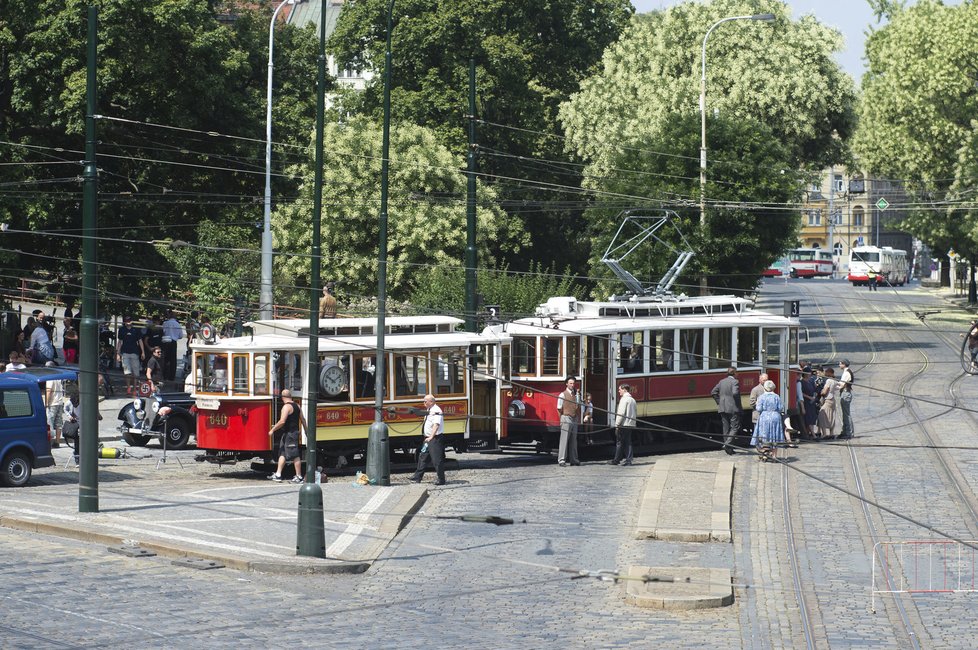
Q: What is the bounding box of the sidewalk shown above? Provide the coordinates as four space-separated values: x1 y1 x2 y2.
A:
0 451 428 574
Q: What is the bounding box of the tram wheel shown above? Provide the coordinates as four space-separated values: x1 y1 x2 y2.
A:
961 333 978 375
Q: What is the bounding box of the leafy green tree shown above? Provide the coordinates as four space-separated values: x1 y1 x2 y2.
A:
0 0 319 313
328 0 634 272
410 263 584 318
271 116 526 304
561 0 855 173
582 112 802 294
853 0 978 254
558 0 853 289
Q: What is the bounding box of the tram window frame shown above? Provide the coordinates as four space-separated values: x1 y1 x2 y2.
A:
618 330 645 375
195 352 229 395
789 327 798 365
708 328 733 369
588 337 608 375
231 353 250 395
393 352 428 398
541 336 563 377
500 344 511 381
253 354 270 396
317 354 350 402
678 328 703 371
473 344 496 377
737 327 761 367
765 329 782 367
512 337 537 376
650 329 674 373
566 337 581 378
433 350 465 397
352 354 386 401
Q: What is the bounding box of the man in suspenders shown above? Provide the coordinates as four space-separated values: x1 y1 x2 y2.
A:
557 377 581 467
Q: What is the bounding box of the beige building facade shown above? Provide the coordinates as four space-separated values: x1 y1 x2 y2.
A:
798 168 875 274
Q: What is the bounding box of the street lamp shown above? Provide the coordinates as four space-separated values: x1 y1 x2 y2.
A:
699 13 775 291
260 0 302 320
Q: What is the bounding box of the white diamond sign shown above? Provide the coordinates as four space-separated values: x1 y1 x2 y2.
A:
876 197 890 211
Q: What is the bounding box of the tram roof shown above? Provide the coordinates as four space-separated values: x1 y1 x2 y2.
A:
191 329 486 353
245 315 464 337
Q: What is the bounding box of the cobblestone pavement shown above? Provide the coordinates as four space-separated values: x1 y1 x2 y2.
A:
6 280 978 648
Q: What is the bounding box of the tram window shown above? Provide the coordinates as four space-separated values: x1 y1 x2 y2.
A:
588 337 608 374
501 344 511 381
283 353 303 392
679 329 703 371
789 328 798 365
394 353 427 398
196 352 228 394
231 354 249 395
473 344 496 377
353 354 384 400
708 328 733 369
566 337 581 378
541 337 562 376
737 327 760 367
651 330 674 372
618 331 644 374
513 337 536 376
434 351 465 396
765 330 782 367
254 354 269 395
318 355 350 400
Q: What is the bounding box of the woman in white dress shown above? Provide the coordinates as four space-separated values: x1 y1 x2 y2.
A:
816 366 841 439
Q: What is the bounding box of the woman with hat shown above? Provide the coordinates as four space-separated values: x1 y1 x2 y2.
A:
750 380 784 462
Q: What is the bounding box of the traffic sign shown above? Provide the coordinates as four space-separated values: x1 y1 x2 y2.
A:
876 197 890 211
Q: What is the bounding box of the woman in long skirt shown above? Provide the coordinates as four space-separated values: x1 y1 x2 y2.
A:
750 380 784 461
817 367 840 439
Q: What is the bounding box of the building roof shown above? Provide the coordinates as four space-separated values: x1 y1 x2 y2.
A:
287 0 344 37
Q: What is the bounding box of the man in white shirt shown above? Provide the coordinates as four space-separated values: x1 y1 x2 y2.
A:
838 359 854 440
409 394 446 485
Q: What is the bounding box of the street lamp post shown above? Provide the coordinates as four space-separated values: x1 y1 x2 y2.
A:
699 13 775 293
260 0 301 320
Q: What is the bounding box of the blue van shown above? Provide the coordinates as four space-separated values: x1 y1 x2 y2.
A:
0 367 78 487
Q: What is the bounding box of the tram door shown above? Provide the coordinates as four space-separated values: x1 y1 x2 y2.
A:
470 343 498 439
584 336 609 426
273 351 305 437
762 330 788 406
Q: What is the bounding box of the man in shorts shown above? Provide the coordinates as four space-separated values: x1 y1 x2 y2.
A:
268 389 307 483
116 316 145 395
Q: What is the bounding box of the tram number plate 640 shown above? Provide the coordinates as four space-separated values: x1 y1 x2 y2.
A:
207 412 229 428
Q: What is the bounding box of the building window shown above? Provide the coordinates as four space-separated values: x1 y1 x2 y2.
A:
807 209 821 226
834 174 844 193
834 242 843 256
853 206 864 227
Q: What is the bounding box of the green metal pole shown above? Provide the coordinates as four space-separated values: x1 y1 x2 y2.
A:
296 0 327 558
465 58 478 333
366 0 394 487
79 6 99 513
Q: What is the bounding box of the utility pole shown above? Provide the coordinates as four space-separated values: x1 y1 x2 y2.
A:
827 166 835 277
79 6 99 513
465 58 478 333
366 0 394 487
296 0 328 558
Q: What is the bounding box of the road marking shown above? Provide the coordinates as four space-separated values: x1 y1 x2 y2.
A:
325 486 394 559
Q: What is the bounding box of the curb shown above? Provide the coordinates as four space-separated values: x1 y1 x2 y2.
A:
624 565 734 610
0 514 369 575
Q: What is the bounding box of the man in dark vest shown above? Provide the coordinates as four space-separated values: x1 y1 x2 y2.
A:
268 389 307 483
557 376 581 467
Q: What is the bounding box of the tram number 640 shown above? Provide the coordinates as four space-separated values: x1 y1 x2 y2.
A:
207 412 229 428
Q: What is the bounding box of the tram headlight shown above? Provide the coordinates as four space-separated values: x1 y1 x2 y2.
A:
132 398 142 409
508 399 526 419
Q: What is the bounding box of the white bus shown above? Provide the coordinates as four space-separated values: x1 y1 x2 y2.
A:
848 246 909 286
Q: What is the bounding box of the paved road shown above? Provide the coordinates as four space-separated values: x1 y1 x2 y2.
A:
6 279 978 648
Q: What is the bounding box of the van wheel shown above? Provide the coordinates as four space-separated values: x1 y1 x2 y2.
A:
162 417 191 450
1 451 32 488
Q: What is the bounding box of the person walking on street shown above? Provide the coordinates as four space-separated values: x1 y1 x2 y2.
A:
868 269 878 291
410 394 446 485
750 380 785 461
711 367 741 455
268 389 307 483
116 316 145 395
556 377 581 467
610 384 637 465
161 310 183 381
838 359 854 439
964 320 978 371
